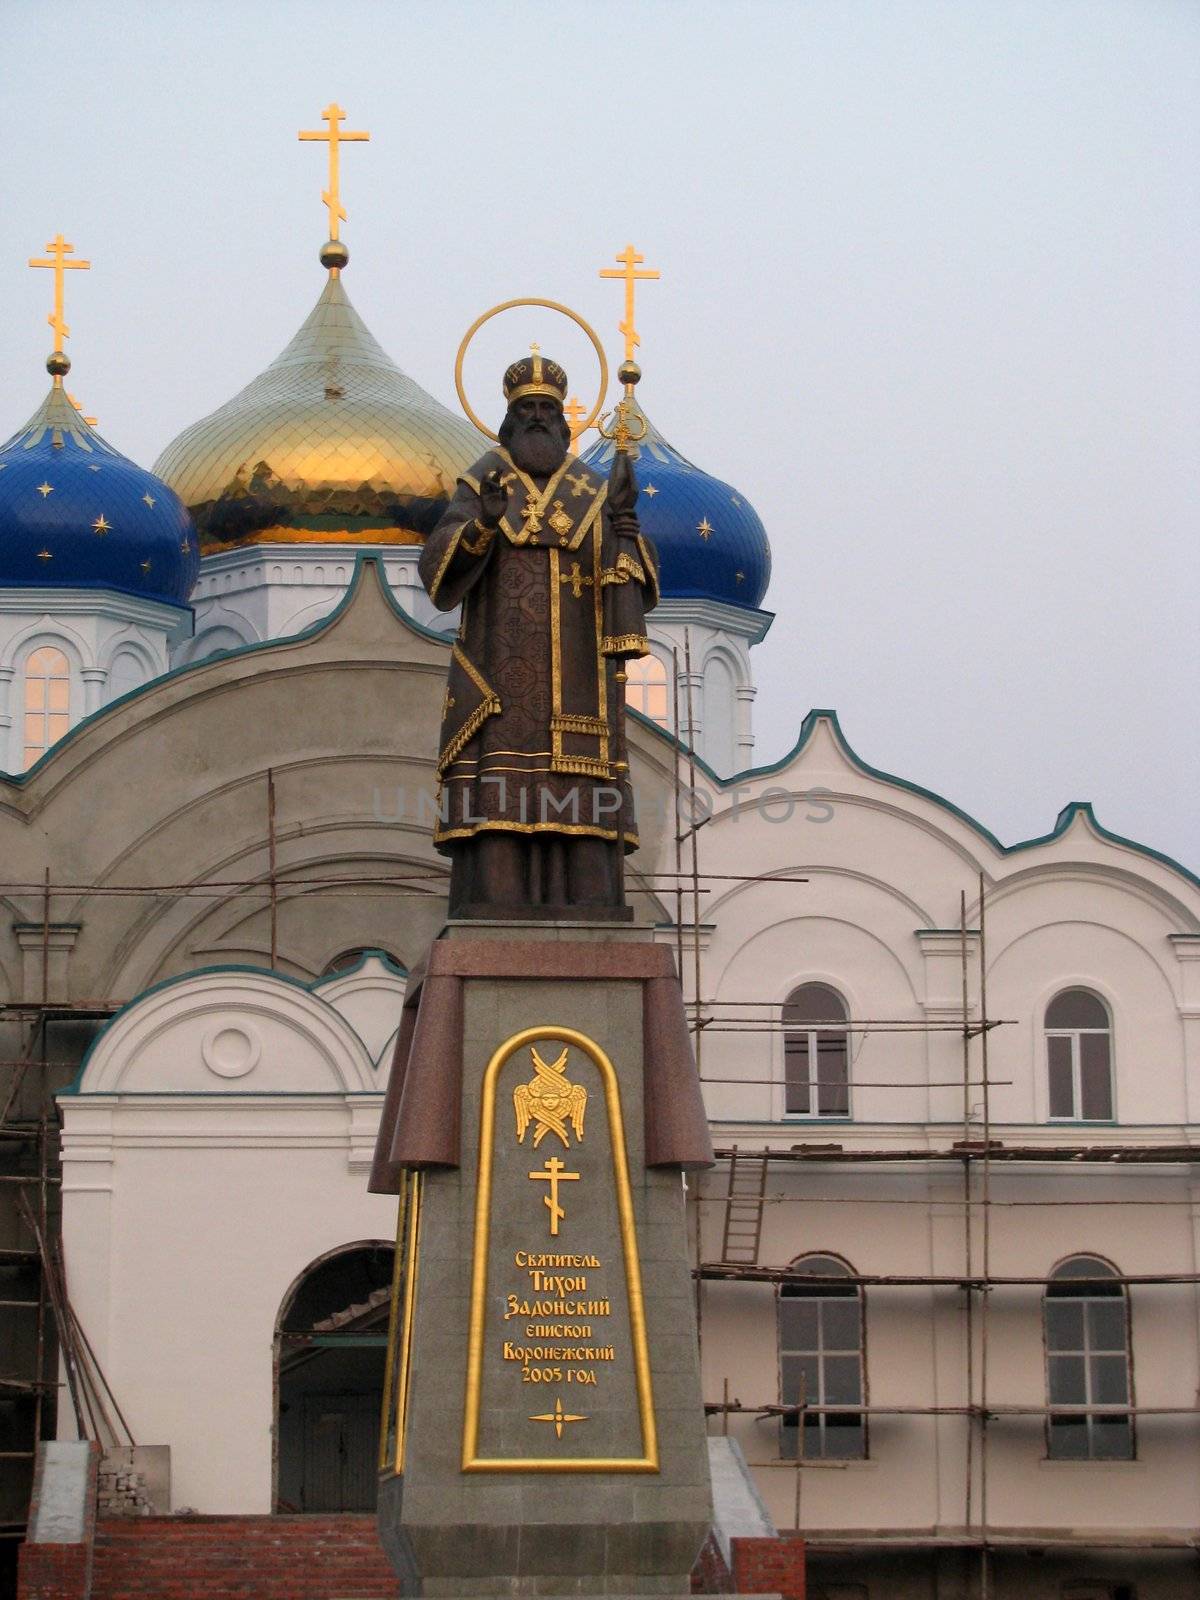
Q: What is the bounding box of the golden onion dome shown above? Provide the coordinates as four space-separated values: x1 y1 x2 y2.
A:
153 275 486 552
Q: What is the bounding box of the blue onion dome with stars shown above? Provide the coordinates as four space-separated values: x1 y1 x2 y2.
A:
0 378 198 607
581 400 771 609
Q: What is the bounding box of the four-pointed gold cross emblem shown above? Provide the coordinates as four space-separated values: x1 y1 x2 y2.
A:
529 1397 588 1438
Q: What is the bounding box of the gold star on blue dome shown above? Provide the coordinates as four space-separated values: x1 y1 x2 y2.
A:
37 481 53 498
697 517 713 541
644 483 658 497
92 514 111 535
142 492 156 508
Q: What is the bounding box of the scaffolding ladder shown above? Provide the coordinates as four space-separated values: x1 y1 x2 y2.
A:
719 1146 769 1265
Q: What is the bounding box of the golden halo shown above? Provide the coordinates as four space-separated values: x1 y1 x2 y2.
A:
454 298 609 444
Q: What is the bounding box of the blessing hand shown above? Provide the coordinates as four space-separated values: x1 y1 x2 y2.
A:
478 469 508 528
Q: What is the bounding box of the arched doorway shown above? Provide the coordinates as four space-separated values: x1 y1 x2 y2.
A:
275 1242 394 1512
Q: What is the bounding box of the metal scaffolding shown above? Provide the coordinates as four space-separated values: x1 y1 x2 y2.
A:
1 672 1194 1600
687 868 1200 1593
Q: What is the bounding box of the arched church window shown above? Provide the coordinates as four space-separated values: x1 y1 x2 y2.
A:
783 983 850 1116
1046 989 1113 1121
23 646 71 767
624 653 669 726
1045 1255 1133 1460
779 1254 866 1460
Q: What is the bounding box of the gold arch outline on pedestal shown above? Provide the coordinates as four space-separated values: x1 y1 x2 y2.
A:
462 1024 658 1473
381 1168 423 1474
454 299 610 444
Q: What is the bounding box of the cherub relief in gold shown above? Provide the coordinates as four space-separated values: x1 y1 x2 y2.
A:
513 1045 587 1149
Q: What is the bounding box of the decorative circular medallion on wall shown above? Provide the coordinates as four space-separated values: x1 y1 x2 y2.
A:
200 1023 262 1080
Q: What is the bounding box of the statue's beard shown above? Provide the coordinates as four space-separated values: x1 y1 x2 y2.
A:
508 424 567 478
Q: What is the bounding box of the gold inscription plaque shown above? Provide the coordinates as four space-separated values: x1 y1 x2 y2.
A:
462 1025 658 1473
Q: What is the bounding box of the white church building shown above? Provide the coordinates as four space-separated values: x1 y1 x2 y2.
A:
1 214 1197 1600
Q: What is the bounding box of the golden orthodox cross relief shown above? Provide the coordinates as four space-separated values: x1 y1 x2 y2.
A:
528 1155 579 1237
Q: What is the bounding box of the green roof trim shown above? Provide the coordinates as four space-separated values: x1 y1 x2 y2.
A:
631 705 1198 891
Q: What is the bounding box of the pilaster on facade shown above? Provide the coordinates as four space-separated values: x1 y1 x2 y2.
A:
1168 934 1200 1121
915 927 981 1018
12 921 81 1002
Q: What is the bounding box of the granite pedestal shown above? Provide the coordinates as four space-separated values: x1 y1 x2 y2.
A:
371 922 714 1597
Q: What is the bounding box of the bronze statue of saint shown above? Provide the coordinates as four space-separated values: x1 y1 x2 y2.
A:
419 353 659 917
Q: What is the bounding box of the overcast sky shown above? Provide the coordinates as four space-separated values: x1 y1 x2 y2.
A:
4 1 1197 867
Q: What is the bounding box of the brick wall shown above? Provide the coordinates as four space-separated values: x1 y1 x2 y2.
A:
89 1516 400 1599
692 1530 735 1593
731 1534 807 1600
16 1543 92 1600
22 1511 805 1600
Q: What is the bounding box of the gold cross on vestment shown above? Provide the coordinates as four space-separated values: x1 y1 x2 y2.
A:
565 470 596 500
298 102 369 242
599 243 660 363
559 561 593 600
520 499 544 537
28 235 91 368
529 1156 579 1236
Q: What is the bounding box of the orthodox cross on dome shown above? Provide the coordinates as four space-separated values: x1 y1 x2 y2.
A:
28 234 90 384
599 243 660 364
68 393 98 428
564 395 587 448
298 102 369 265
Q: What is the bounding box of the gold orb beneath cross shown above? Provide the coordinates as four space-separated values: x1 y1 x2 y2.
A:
319 239 350 270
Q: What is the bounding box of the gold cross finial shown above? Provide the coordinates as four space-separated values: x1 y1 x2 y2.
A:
298 102 370 247
564 395 587 447
599 243 660 363
28 234 91 381
68 393 98 428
